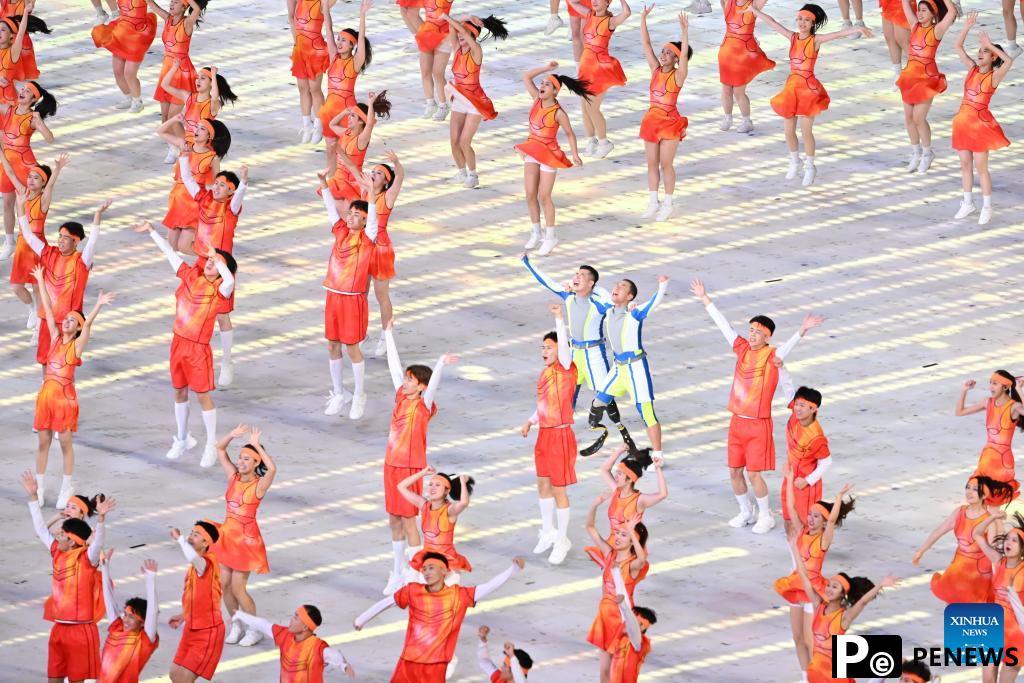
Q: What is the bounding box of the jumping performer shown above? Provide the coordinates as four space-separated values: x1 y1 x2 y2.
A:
232 605 355 678
398 466 474 583
365 151 404 357
880 0 911 84
718 0 775 133
955 371 1024 499
972 510 1024 683
478 625 531 682
149 0 207 163
325 90 390 204
413 0 455 120
168 520 224 683
42 492 111 535
319 0 371 172
159 63 238 147
91 0 158 112
599 445 668 536
288 0 329 143
99 551 160 682
0 6 31 122
1 0 50 85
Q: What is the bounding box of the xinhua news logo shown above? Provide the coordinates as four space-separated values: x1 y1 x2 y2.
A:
832 634 902 678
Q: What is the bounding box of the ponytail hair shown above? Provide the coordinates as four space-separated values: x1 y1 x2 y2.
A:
837 573 875 606
552 74 595 101
993 512 1024 559
10 15 53 34
631 522 649 555
995 370 1024 431
972 475 1016 506
991 43 1006 69
620 448 653 482
814 496 856 527
27 82 58 120
188 0 209 27
208 119 232 158
470 15 509 41
341 28 373 71
201 68 239 106
357 90 392 120
437 472 476 501
800 4 828 33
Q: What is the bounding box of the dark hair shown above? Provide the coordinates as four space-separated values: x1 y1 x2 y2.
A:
30 163 52 184
579 265 599 284
666 41 694 61
62 517 92 542
200 68 239 106
901 659 931 681
995 370 1024 431
125 596 148 620
472 15 509 41
919 0 950 22
207 119 232 158
341 28 373 71
216 170 240 190
240 444 268 476
350 199 369 217
620 448 653 482
836 572 874 606
8 15 52 35
185 0 208 27
214 248 237 275
800 4 828 33
27 82 58 119
68 493 105 517
543 330 558 344
436 472 475 501
633 605 658 625
814 496 856 527
552 74 595 101
994 512 1024 559
631 522 649 555
512 648 533 671
60 221 86 241
301 603 323 627
195 519 221 545
971 475 1016 506
794 386 822 409
623 279 638 301
991 43 1005 69
356 91 392 121
749 315 776 335
421 551 450 567
406 363 433 387
376 162 395 190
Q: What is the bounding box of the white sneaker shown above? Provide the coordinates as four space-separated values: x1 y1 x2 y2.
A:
978 205 992 225
544 14 564 35
841 19 852 31
218 361 233 388
641 197 659 219
594 139 614 159
736 118 754 134
56 482 74 510
382 571 407 595
719 115 733 131
349 393 367 420
954 200 976 219
801 162 817 187
655 201 674 222
422 99 438 119
300 124 313 144
906 147 921 172
451 167 467 183
785 157 803 180
445 655 459 681
684 0 712 14
548 537 572 565
852 19 865 38
524 227 542 250
324 390 352 416
1007 42 1023 58
537 236 558 256
310 120 324 144
0 239 11 261
917 149 935 173
26 306 38 329
93 9 109 25
432 103 450 121
163 144 178 164
114 95 132 110
128 98 144 113
533 529 557 554
728 510 756 528
583 138 598 156
752 511 776 534
238 628 264 647
200 443 218 468
463 171 479 189
225 621 243 645
165 435 192 460
373 335 387 357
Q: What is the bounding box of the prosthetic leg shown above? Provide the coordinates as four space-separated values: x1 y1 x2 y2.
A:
580 399 636 456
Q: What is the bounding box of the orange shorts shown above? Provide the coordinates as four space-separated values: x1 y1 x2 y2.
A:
392 658 447 683
170 334 215 393
48 622 101 680
325 291 368 344
535 427 578 487
727 415 775 471
173 623 225 680
384 464 422 517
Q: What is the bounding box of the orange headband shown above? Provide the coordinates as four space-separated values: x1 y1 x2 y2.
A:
123 604 141 620
30 165 49 183
193 523 216 548
464 20 481 37
903 674 926 683
67 495 90 517
920 0 938 12
1011 527 1024 543
25 82 40 101
297 605 318 632
353 106 369 124
340 28 358 43
434 475 451 490
504 655 531 673
618 461 639 483
422 557 448 571
811 502 830 519
798 9 817 19
240 444 263 465
59 227 82 243
751 322 772 336
199 119 216 141
663 42 682 57
831 574 850 593
66 311 86 327
374 164 394 184
199 68 214 79
1 17 16 33
993 373 1014 388
546 74 562 94
65 531 87 547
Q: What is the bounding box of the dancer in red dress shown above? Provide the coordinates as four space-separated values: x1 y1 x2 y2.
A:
159 63 238 147
0 0 50 84
972 510 1024 683
288 0 329 143
599 445 668 537
149 0 207 163
232 605 355 679
638 8 689 222
99 552 160 683
91 0 158 113
324 91 390 207
363 151 404 358
399 467 474 583
319 0 372 174
956 371 1024 500
718 0 775 133
412 0 455 119
950 12 1014 226
881 0 912 84
477 626 532 682
168 520 224 682
213 424 276 648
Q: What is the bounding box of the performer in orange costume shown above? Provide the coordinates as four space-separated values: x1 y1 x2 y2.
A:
232 605 355 679
319 0 371 173
477 626 533 683
0 8 30 118
213 424 277 648
585 493 649 683
717 0 775 133
775 361 832 530
160 63 238 147
951 12 1014 226
324 91 390 204
288 0 329 143
955 371 1024 500
566 0 629 159
149 0 206 163
379 318 457 593
972 510 1024 683
691 278 824 535
880 0 911 84
363 152 404 358
412 0 455 119
168 520 224 683
514 62 590 257
896 0 956 174
638 8 689 222
21 470 112 683
99 552 160 683
91 0 158 113
441 13 508 189
914 476 1012 603
599 445 667 538
607 595 656 683
354 554 525 683
399 467 474 581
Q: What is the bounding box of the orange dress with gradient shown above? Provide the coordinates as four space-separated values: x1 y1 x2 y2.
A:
897 24 947 104
774 528 826 603
409 501 472 572
182 93 213 145
952 67 1010 153
930 506 993 603
10 192 46 284
974 398 1020 499
770 34 830 119
415 0 454 52
369 192 396 281
154 16 196 104
448 48 497 120
993 560 1024 654
718 0 776 86
806 604 851 683
586 547 649 652
577 13 626 95
163 149 216 229
880 0 910 29
44 541 105 623
273 624 329 682
2 0 37 80
639 67 686 143
781 410 829 524
318 54 358 138
213 473 270 574
0 45 19 105
607 490 641 538
34 339 82 433
515 99 572 169
0 107 36 193
91 0 158 62
36 246 89 365
100 617 159 682
326 129 367 201
291 0 329 79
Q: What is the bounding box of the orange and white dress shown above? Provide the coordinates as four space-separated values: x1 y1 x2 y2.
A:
806 604 851 683
369 192 396 281
445 48 497 120
91 0 158 62
9 191 46 285
514 99 572 169
326 129 367 201
291 0 329 79
318 54 359 138
897 24 947 104
930 506 993 604
34 338 82 433
213 473 269 574
774 528 826 604
718 0 775 86
585 547 649 652
577 13 626 95
973 397 1020 500
409 501 472 572
0 107 36 193
164 148 216 229
638 67 687 143
154 15 197 104
952 67 1010 153
415 0 454 53
770 34 830 118
993 559 1024 654
1 0 37 80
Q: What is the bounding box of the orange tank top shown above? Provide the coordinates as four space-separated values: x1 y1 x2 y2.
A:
225 473 263 522
961 67 997 111
385 388 438 468
993 559 1024 615
0 48 16 97
647 67 681 113
3 107 34 151
374 192 392 232
724 0 757 36
334 130 367 184
195 190 238 256
954 506 990 560
907 23 939 66
1 0 26 16
118 0 150 27
44 542 103 623
25 192 46 238
811 603 845 658
161 15 192 59
536 361 576 428
294 0 324 37
986 397 1018 448
598 550 648 605
526 99 562 145
608 490 641 534
421 501 456 552
421 0 453 29
323 223 374 293
174 147 216 188
728 337 778 419
452 49 483 93
275 624 328 683
182 554 223 629
327 54 357 100
788 34 819 76
583 13 614 56
43 339 81 387
797 528 827 588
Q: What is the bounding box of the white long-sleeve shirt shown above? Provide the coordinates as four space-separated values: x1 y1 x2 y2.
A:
102 561 158 641
179 155 247 215
477 639 527 683
149 230 235 297
384 329 447 409
21 216 100 269
233 611 351 671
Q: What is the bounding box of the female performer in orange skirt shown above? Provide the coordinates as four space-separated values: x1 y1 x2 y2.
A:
585 492 649 683
319 0 371 176
159 62 238 146
639 8 689 222
0 79 55 265
288 0 329 143
324 90 390 209
91 0 158 113
896 0 956 174
973 510 1024 683
398 466 474 583
750 2 872 187
441 13 508 189
566 0 629 159
913 476 1013 604
718 0 775 134
955 371 1024 498
413 0 455 120
213 423 277 648
789 534 899 683
951 13 1014 226
775 472 854 673
599 445 667 538
149 0 207 163
29 264 115 510
0 0 50 83
881 0 911 84
157 114 231 253
514 62 591 258
358 150 403 357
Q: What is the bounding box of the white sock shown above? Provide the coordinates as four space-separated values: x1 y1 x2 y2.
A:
174 401 189 441
352 360 365 396
983 195 992 208
202 408 217 446
538 497 556 535
36 474 44 498
329 358 344 395
921 146 931 153
392 540 407 575
220 330 233 364
648 191 659 202
301 115 312 127
652 450 663 460
789 151 800 161
805 155 815 165
61 474 72 490
735 494 752 516
543 227 555 240
911 143 921 153
963 191 973 203
555 506 570 541
662 195 673 205
24 301 34 315
598 137 608 143
756 495 771 517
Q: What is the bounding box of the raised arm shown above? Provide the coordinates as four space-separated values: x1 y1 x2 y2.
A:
383 150 405 205
88 499 112 566
841 575 898 630
183 0 202 30
397 467 431 508
613 570 643 650
215 424 245 479
747 4 793 38
609 0 631 29
522 61 557 99
209 67 222 117
955 12 977 68
232 610 275 639
147 0 170 21
477 629 500 678
552 305 572 369
783 464 802 531
449 474 472 518
955 379 987 416
323 0 337 58
600 445 626 492
353 0 370 69
323 647 353 675
75 290 116 356
422 353 458 409
353 595 396 629
172 528 207 574
586 493 613 551
10 2 31 62
383 322 405 390
157 113 188 150
229 165 248 215
790 534 823 608
160 59 192 103
30 265 57 344
178 153 201 198
522 253 570 299
356 93 380 149
318 175 341 226
638 458 668 510
933 0 958 39
16 199 44 255
675 13 690 86
212 248 235 298
633 277 668 320
22 471 55 547
912 507 959 566
134 221 184 272
142 559 158 640
972 511 1006 565
364 182 379 243
626 520 648 575
982 30 1015 86
475 558 525 602
900 0 917 31
691 279 739 345
820 483 853 551
100 551 119 623
639 6 659 70
248 427 277 498
777 313 826 361
39 154 68 212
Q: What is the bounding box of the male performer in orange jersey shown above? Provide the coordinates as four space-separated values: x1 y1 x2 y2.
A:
21 469 111 683
232 605 356 679
608 590 656 683
98 550 160 682
690 279 824 534
318 172 380 420
380 317 458 594
519 304 578 565
354 554 526 683
168 520 224 683
133 221 236 467
477 625 533 682
179 156 248 387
